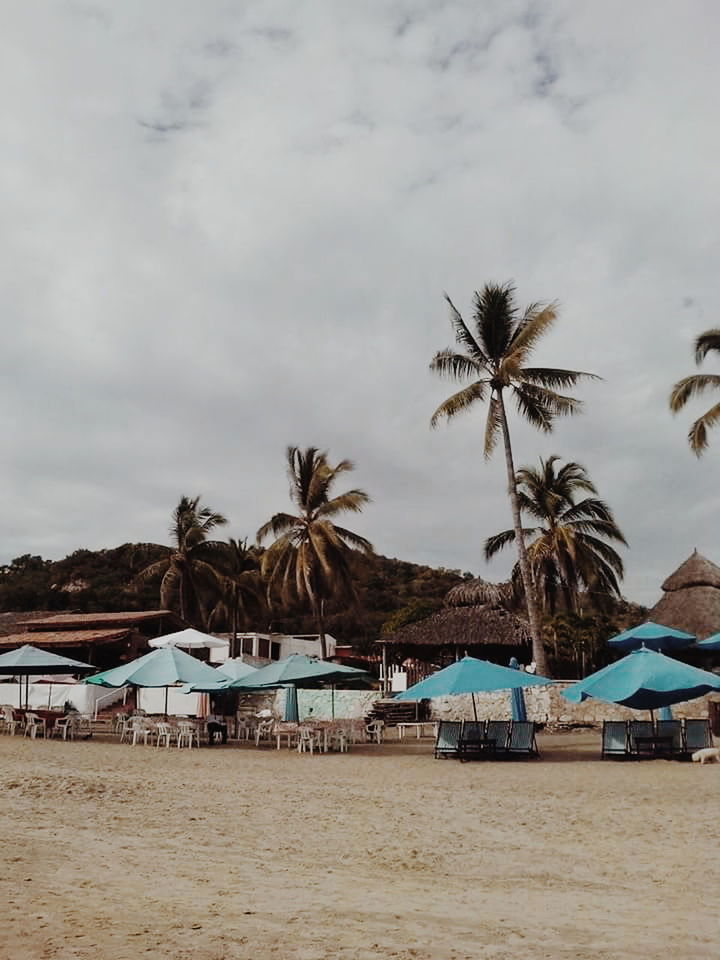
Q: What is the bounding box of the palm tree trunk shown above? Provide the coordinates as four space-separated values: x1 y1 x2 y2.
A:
496 391 551 677
316 598 328 660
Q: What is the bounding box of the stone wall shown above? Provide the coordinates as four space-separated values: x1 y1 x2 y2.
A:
427 682 720 726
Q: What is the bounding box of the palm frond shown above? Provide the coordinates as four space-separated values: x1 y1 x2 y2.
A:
687 401 720 455
430 381 488 428
519 367 600 389
444 294 488 363
484 527 537 559
331 525 374 553
507 302 558 360
473 283 516 362
256 513 300 544
512 385 554 432
694 329 720 364
483 394 502 460
430 349 482 382
669 374 720 412
316 490 371 518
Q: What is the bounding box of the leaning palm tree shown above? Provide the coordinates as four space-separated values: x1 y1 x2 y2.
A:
484 456 627 616
669 329 720 455
430 282 598 676
257 447 373 659
135 495 228 628
209 538 265 658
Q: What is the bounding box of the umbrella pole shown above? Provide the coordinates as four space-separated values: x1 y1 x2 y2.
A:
25 676 30 710
48 683 52 709
472 692 478 723
331 685 335 720
164 686 169 718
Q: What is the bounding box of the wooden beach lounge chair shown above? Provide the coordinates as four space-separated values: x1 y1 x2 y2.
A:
507 721 539 757
655 719 683 757
601 721 629 759
434 720 462 759
485 720 511 756
683 718 712 756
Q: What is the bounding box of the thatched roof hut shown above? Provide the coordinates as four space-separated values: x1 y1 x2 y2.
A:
649 550 720 639
444 577 515 609
381 602 531 666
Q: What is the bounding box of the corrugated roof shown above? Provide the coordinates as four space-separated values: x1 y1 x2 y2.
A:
0 629 130 647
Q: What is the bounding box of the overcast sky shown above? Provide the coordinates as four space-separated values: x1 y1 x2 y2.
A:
1 1 719 606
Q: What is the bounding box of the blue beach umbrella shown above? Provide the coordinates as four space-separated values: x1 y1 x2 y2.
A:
86 646 222 715
608 621 695 652
509 657 528 722
283 685 299 723
562 647 720 711
394 656 551 721
695 633 720 651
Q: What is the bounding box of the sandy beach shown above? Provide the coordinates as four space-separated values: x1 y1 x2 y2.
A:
1 732 718 960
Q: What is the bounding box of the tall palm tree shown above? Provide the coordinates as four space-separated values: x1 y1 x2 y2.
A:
430 282 597 676
484 456 627 616
136 495 228 628
257 446 373 659
209 538 265 658
669 329 720 454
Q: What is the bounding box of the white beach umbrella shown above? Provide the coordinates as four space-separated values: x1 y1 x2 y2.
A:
148 628 227 650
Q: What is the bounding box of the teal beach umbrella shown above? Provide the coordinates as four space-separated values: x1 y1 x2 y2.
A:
509 657 528 722
695 633 720 650
229 654 370 690
607 621 695 652
562 647 720 710
0 644 95 708
86 646 221 715
394 656 551 721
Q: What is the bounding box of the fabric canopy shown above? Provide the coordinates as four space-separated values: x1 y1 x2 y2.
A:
148 628 227 650
0 644 95 675
562 646 720 709
216 658 258 681
695 633 720 651
85 646 220 688
607 621 696 652
394 656 552 700
228 654 370 690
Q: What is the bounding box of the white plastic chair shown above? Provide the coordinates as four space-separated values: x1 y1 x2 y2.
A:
297 726 320 755
365 719 384 744
177 721 200 749
254 719 274 746
23 713 47 739
155 722 175 748
1 706 20 736
51 716 75 740
126 717 153 746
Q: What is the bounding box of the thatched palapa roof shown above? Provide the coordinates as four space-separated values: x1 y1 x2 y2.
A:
381 604 530 649
444 577 514 609
649 549 720 639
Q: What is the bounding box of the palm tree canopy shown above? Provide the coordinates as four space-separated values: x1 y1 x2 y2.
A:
484 456 627 612
135 495 228 627
430 283 598 457
257 447 373 617
670 329 720 455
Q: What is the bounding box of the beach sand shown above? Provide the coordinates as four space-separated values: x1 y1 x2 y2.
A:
1 732 718 960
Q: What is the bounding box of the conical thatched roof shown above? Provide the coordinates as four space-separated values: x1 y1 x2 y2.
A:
661 549 720 592
381 605 530 649
444 577 513 608
649 550 720 639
